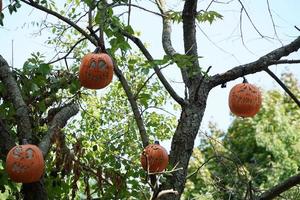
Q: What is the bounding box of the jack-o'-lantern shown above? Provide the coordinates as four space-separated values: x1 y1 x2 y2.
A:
228 78 262 117
140 141 168 173
6 144 44 183
79 47 114 89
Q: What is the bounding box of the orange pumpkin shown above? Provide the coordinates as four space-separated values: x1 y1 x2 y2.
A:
79 50 114 89
228 80 262 117
6 144 45 183
140 141 168 173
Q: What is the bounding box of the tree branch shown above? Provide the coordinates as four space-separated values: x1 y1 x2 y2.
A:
182 0 201 82
208 36 300 88
155 0 177 57
111 3 164 17
155 0 194 93
47 37 86 64
257 173 300 200
0 55 32 141
120 29 186 106
270 59 300 64
39 103 79 157
264 68 300 108
113 64 149 148
0 119 15 159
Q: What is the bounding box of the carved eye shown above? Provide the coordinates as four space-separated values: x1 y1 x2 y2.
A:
90 60 97 68
12 147 22 158
26 148 34 159
98 60 106 70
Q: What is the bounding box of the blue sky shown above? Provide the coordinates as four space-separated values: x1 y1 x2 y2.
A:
0 0 300 141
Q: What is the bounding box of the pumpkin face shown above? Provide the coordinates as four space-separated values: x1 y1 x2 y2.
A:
140 142 168 173
79 52 114 89
229 82 262 117
6 144 45 183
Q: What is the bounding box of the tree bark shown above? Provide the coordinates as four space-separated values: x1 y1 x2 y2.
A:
21 179 47 200
159 87 209 199
0 119 15 159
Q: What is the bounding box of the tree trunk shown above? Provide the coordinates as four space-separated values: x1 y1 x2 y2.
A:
159 91 209 199
21 179 47 200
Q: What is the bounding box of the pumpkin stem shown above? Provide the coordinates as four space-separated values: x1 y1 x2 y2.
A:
243 77 248 83
154 141 160 145
93 46 101 53
22 139 28 145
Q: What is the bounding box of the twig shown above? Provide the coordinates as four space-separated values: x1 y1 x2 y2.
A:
266 0 283 45
134 63 171 100
239 7 255 55
186 156 215 179
120 29 186 106
110 3 164 17
237 0 264 38
47 37 86 64
20 0 98 46
264 68 300 108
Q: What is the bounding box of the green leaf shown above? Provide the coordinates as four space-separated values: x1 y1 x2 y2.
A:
38 64 52 75
37 100 47 112
69 79 81 94
196 11 223 24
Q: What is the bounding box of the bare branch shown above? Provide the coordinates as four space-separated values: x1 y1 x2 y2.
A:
186 156 215 179
39 103 79 157
20 0 98 46
111 3 164 17
134 63 170 100
47 37 86 64
0 55 32 141
237 0 264 38
120 29 186 106
196 23 241 64
266 0 283 45
239 6 255 55
208 36 300 88
155 0 178 56
265 68 300 108
257 173 300 200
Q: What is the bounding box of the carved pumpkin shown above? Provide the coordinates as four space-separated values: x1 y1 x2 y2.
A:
79 50 114 89
228 79 262 117
140 141 168 173
6 144 45 183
